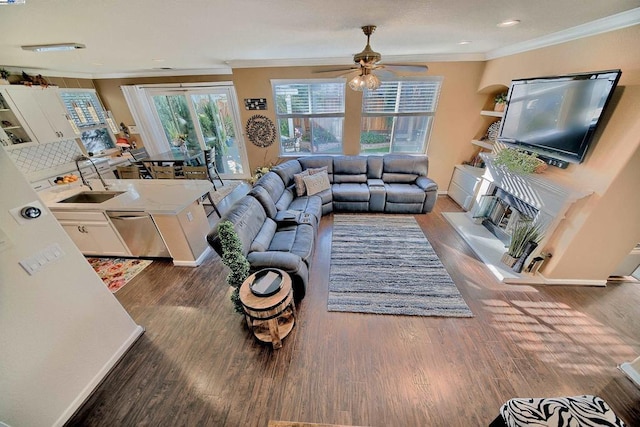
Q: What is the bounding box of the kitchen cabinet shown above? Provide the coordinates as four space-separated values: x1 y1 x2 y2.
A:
1 86 76 146
0 90 34 147
52 210 130 256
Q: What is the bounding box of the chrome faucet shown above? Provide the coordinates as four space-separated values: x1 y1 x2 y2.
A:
75 155 109 190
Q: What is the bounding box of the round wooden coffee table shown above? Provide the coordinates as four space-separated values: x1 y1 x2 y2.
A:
239 269 296 349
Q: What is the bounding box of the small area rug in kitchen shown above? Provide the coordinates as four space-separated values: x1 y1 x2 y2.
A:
86 257 152 293
328 214 473 317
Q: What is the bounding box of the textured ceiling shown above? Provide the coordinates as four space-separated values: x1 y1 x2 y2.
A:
0 0 638 78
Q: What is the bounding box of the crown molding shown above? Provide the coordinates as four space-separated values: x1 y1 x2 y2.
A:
226 53 485 69
486 7 640 60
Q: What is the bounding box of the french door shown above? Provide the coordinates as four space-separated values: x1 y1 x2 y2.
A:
146 85 248 178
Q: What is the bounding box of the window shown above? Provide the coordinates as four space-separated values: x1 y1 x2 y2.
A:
273 79 345 155
59 89 117 155
360 78 442 154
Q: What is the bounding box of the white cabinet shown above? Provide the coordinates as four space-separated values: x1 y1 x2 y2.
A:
52 210 130 256
1 86 76 145
448 164 484 210
0 90 34 146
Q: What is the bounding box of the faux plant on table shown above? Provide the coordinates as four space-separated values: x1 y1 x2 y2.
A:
494 148 546 174
217 220 250 314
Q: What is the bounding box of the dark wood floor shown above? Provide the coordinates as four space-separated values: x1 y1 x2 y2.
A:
67 194 640 427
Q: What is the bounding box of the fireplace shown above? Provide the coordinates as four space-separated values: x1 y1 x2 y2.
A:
474 187 539 245
443 153 592 283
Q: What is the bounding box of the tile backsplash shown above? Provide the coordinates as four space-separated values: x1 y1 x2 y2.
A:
8 140 83 175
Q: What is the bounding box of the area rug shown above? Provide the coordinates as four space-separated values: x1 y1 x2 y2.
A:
328 215 473 317
86 257 152 293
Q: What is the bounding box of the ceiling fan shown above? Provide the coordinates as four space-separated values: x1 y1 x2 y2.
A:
317 25 429 91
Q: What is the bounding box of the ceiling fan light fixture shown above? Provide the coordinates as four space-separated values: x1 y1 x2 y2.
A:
348 74 366 91
349 69 381 92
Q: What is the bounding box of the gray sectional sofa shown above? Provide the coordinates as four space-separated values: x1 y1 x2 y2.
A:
207 154 437 300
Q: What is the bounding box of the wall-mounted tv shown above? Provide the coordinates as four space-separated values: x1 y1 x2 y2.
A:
498 69 621 166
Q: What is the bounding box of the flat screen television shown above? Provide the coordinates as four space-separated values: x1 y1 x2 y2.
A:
498 69 621 166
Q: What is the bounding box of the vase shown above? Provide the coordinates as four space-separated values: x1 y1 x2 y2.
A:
513 241 538 273
501 252 518 268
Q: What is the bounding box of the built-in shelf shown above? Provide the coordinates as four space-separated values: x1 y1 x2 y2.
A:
471 139 494 150
480 110 504 118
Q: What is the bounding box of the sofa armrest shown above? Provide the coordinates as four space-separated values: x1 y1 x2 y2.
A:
415 176 438 192
247 251 303 271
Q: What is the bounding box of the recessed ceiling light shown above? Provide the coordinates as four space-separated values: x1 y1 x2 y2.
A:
458 40 472 45
497 19 520 28
152 58 166 62
22 43 86 52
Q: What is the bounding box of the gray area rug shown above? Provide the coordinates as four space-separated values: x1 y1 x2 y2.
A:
328 215 473 317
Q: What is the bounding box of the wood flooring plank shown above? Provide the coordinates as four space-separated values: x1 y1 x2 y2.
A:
66 195 640 427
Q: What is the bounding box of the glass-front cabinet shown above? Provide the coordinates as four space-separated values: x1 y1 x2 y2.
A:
0 90 34 147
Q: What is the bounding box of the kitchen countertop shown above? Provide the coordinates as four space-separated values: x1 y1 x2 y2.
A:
42 179 214 215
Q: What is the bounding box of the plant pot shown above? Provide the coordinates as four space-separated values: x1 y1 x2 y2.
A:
494 102 506 112
501 252 518 267
513 241 539 273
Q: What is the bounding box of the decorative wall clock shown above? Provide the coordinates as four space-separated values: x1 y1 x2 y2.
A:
246 115 276 147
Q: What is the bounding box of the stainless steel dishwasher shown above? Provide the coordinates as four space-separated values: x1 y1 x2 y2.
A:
106 211 171 258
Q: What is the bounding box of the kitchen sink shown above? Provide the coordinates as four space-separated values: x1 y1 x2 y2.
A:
58 191 125 204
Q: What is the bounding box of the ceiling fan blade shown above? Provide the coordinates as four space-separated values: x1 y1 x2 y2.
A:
381 64 429 73
313 66 359 74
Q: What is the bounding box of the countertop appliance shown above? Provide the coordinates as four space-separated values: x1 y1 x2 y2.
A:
106 211 170 258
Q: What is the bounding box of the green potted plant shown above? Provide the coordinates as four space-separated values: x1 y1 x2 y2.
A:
217 220 250 314
494 148 547 174
494 92 507 111
0 68 10 85
502 221 543 270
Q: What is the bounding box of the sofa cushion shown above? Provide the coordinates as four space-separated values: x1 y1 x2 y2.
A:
248 185 278 219
385 183 427 204
271 160 302 186
303 171 331 196
382 154 428 183
367 156 383 179
250 218 277 252
293 170 310 196
255 172 286 204
269 224 315 265
212 195 267 256
332 183 370 202
288 195 323 224
298 156 334 182
275 187 295 211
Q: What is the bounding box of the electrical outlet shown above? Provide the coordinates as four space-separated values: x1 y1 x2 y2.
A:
19 243 65 275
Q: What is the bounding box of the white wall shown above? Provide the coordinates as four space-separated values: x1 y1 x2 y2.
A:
0 148 143 426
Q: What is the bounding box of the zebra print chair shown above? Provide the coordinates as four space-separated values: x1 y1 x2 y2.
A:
489 395 626 427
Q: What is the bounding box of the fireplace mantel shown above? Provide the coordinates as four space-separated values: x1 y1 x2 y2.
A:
480 153 592 220
444 155 594 284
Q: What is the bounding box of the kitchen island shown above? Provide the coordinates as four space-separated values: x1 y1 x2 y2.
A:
42 179 214 266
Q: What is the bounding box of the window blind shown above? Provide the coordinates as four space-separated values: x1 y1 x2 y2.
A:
274 83 345 115
363 80 441 114
59 91 107 127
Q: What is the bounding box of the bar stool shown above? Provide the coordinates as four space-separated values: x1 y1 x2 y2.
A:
116 165 141 179
150 165 176 179
182 165 221 217
130 147 153 178
204 149 224 190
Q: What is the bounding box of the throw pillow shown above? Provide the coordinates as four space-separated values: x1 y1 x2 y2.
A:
293 170 310 196
302 171 330 196
308 166 328 175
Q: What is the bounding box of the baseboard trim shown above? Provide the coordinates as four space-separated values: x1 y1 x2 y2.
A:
619 360 640 389
172 246 212 267
502 272 607 286
54 325 145 427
